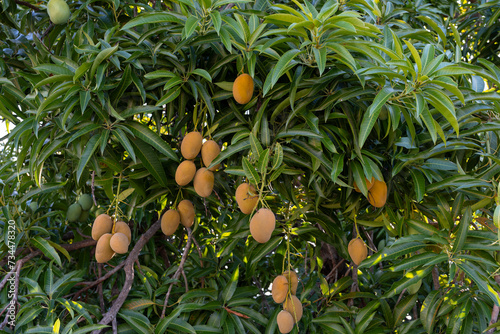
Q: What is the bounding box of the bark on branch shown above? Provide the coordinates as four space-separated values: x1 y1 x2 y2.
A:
91 219 162 334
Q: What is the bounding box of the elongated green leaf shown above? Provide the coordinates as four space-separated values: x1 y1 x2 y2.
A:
72 325 110 334
130 139 168 188
121 13 184 30
457 262 500 306
169 318 196 334
242 158 260 187
421 291 443 333
271 49 301 87
34 64 73 76
125 122 178 161
119 310 152 333
424 87 459 135
211 139 250 167
90 45 119 79
113 128 136 162
409 169 425 202
359 240 426 268
394 294 418 326
453 206 471 253
222 266 239 303
358 87 394 148
76 134 101 182
31 236 62 267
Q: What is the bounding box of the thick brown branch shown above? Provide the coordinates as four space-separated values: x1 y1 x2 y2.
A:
91 220 162 334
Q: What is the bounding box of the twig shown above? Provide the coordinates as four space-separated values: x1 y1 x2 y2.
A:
325 259 345 281
432 266 440 290
224 307 250 319
181 268 189 292
14 0 39 11
98 264 105 313
161 227 193 318
190 234 205 288
253 276 270 313
487 275 500 334
41 23 54 41
395 289 407 306
70 262 125 300
91 219 162 334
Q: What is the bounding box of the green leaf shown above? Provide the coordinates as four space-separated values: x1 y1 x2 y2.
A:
191 69 212 82
73 62 92 83
424 87 459 135
90 45 119 79
130 139 169 188
121 13 184 30
271 49 301 88
242 157 260 185
421 291 443 333
169 318 196 334
76 133 101 183
403 40 421 73
394 294 418 326
34 64 74 76
71 325 110 334
359 240 426 268
358 87 394 148
125 122 178 162
31 236 62 267
453 206 471 254
409 169 425 202
457 261 500 306
119 309 152 333
211 139 250 167
222 266 239 303
313 47 327 75
182 16 199 40
417 16 446 46
113 128 137 162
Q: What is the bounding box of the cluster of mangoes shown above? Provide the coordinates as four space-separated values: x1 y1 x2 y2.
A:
271 270 303 333
66 194 93 223
353 177 388 208
175 131 221 198
160 200 195 236
235 183 276 244
91 214 132 263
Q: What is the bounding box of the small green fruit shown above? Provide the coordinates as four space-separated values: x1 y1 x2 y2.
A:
67 203 82 223
79 210 90 222
47 0 70 24
78 194 93 211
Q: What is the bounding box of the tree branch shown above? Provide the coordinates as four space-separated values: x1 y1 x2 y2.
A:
91 219 162 334
15 0 39 11
161 227 193 318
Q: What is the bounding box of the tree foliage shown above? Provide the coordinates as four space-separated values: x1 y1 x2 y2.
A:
1 0 500 333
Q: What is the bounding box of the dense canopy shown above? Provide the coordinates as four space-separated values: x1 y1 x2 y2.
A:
1 0 500 333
